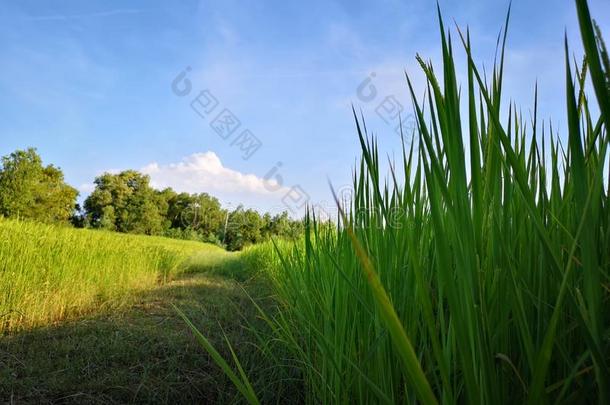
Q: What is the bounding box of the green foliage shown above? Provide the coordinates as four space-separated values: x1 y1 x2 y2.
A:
0 270 276 403
81 171 303 249
84 170 167 234
212 3 609 404
0 148 78 224
0 217 221 333
175 305 261 405
262 211 304 240
165 191 225 239
223 207 303 251
0 149 303 249
223 206 263 251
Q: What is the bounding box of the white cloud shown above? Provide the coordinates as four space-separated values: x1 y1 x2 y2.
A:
77 152 297 214
140 151 286 196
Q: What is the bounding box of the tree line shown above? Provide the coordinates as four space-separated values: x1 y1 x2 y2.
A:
0 148 303 250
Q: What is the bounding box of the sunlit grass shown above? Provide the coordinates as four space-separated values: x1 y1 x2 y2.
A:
239 2 609 404
0 217 220 332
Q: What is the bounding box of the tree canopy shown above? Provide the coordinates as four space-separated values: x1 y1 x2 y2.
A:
81 171 303 250
0 147 304 250
0 148 78 224
84 170 167 234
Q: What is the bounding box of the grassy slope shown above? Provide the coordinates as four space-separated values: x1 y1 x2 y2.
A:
0 218 226 332
0 220 295 404
0 221 286 404
0 272 260 404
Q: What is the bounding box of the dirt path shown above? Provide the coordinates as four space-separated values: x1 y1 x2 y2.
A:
0 273 263 404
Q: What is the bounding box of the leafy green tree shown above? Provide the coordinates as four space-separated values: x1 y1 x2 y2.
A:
78 167 302 246
164 192 225 239
223 207 246 251
261 211 304 240
70 203 88 228
155 187 176 231
84 170 165 235
192 193 225 238
223 207 267 251
0 148 78 223
165 191 192 229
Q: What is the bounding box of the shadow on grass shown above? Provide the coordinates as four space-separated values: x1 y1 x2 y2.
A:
0 271 290 404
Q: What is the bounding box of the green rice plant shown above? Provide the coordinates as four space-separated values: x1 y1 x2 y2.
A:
174 304 261 405
250 1 609 403
0 217 220 332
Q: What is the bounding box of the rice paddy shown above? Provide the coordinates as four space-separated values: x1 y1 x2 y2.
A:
0 217 226 333
1 1 608 404
195 2 609 403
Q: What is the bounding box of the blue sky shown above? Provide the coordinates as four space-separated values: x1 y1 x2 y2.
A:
1 0 608 215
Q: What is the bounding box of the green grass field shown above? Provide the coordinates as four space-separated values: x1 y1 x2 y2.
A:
1 273 252 403
0 218 291 403
1 1 608 404
193 2 610 404
0 218 230 333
